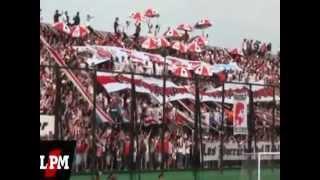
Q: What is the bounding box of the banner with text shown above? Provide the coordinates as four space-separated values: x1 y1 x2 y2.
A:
203 141 280 161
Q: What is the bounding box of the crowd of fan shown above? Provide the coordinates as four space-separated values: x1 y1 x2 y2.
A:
40 10 280 172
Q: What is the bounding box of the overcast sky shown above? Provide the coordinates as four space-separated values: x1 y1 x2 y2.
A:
41 0 280 50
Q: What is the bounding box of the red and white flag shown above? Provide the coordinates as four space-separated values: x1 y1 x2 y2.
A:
187 41 202 53
193 36 208 46
130 12 145 24
194 63 211 76
163 28 182 38
171 41 188 53
144 8 160 18
156 37 171 48
233 94 248 135
70 25 90 38
172 66 192 78
52 22 71 34
142 36 159 50
96 72 130 93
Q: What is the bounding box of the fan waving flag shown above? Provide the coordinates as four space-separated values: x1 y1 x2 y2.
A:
70 25 90 38
52 22 71 34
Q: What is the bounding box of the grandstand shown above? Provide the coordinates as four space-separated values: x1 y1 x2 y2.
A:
40 7 280 180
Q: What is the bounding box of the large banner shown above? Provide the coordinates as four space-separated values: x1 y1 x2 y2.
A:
73 45 242 73
96 72 195 103
233 94 248 135
40 115 55 136
203 141 280 161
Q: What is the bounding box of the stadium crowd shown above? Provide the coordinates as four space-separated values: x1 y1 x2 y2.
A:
40 10 280 172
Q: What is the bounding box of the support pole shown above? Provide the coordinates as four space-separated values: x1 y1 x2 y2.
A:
54 65 61 140
194 75 202 169
219 83 225 172
91 67 97 176
193 75 199 170
130 68 137 180
247 84 255 180
161 55 167 171
271 86 276 152
247 84 254 154
271 86 276 172
258 153 261 180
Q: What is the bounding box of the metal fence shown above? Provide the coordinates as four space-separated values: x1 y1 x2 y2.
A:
40 63 280 178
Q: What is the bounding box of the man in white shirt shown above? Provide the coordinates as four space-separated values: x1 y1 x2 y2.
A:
61 11 70 25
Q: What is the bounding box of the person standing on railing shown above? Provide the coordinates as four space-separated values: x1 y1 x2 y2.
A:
134 22 141 42
53 10 61 23
73 12 80 26
62 11 70 26
114 17 120 35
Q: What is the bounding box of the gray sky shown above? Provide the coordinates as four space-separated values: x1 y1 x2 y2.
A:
41 0 280 50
